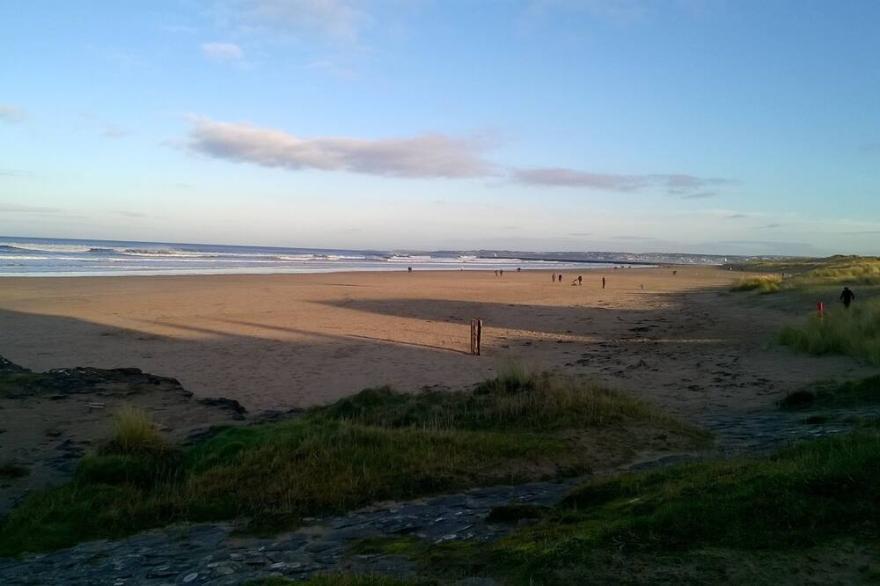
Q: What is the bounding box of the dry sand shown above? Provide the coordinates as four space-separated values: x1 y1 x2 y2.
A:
0 267 871 416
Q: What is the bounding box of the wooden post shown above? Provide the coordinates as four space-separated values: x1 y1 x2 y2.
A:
470 318 482 356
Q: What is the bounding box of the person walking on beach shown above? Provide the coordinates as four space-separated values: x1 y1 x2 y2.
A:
602 277 606 289
552 273 556 283
558 273 562 283
840 286 855 309
577 275 582 286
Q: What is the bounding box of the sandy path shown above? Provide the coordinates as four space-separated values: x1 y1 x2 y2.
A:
0 267 872 415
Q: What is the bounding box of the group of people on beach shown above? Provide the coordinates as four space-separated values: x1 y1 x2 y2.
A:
549 273 606 288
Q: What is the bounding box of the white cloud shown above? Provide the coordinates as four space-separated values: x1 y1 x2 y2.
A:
512 167 732 197
201 41 245 62
183 118 736 193
0 104 26 123
186 117 494 178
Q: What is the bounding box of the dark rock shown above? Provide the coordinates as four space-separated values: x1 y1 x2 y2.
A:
0 357 29 374
197 398 247 419
0 356 192 400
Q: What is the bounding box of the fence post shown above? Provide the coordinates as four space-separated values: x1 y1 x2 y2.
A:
470 318 482 356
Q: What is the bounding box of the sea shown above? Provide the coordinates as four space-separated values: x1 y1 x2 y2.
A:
0 236 615 277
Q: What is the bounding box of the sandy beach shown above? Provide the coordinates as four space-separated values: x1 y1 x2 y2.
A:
1 267 870 416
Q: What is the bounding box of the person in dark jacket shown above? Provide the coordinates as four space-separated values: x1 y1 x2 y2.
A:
840 286 855 308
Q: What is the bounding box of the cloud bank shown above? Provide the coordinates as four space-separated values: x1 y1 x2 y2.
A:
185 117 734 194
187 118 494 178
511 167 731 197
0 203 61 214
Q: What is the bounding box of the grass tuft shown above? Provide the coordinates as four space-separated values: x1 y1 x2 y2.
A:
104 406 170 455
730 275 782 294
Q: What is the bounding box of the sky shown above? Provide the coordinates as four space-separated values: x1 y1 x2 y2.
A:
1 0 879 256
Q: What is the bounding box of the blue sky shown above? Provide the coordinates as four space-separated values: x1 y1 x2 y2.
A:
1 0 878 255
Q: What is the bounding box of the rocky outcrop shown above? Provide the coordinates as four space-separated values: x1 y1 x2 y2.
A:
0 358 245 416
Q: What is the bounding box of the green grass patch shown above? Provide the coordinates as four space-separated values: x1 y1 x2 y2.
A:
779 299 880 365
493 431 880 574
0 373 694 556
341 433 880 585
780 375 880 410
317 372 677 432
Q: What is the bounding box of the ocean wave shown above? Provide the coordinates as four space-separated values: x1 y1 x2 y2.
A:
119 248 222 258
387 255 432 262
0 243 94 254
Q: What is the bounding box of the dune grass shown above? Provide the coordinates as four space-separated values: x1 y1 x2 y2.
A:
730 274 782 294
798 258 880 287
0 372 693 557
734 256 880 364
731 256 880 293
358 431 880 584
779 299 880 365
